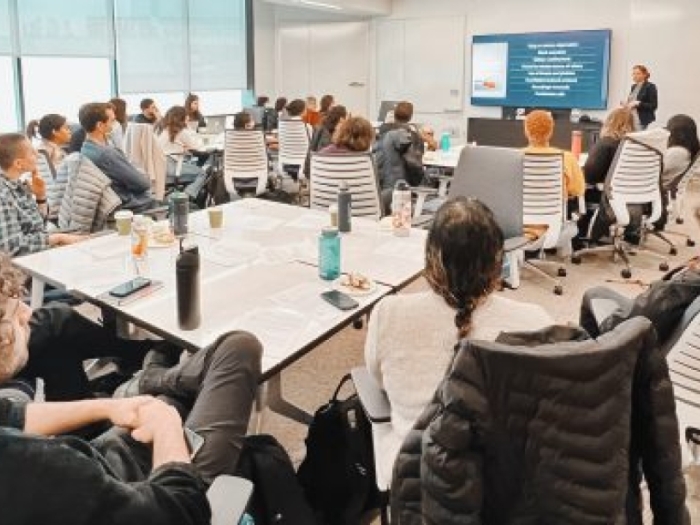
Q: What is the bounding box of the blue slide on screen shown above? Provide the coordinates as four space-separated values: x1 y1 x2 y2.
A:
470 29 611 109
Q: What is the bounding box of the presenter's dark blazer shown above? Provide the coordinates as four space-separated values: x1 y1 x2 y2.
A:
630 81 658 127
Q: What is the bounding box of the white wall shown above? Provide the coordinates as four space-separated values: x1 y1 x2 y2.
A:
254 0 700 137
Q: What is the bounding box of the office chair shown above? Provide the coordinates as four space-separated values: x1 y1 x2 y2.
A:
520 152 577 295
222 129 270 198
309 152 383 220
664 152 700 248
572 137 670 278
277 118 310 191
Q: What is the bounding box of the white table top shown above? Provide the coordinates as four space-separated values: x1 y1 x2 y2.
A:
422 145 465 168
14 199 424 377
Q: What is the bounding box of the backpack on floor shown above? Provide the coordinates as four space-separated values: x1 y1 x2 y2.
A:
297 374 380 525
235 434 316 525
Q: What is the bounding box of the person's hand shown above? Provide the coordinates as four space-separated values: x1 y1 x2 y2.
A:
30 170 46 201
108 396 157 429
48 232 86 247
131 398 183 445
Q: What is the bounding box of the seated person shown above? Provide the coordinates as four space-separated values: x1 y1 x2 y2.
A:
80 102 156 213
132 98 161 125
26 114 73 222
660 114 699 193
318 94 335 120
373 101 425 213
0 134 82 256
304 105 348 175
302 95 321 127
523 110 585 202
185 93 207 131
579 108 634 241
155 105 206 185
280 99 313 180
420 125 438 152
108 97 128 151
0 254 263 524
364 197 553 489
319 115 374 154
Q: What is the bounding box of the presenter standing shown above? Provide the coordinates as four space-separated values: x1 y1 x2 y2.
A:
626 64 657 130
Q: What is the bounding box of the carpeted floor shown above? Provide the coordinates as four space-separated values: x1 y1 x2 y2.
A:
256 191 700 523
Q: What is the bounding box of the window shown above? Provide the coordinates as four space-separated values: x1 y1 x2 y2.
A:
188 0 248 91
120 92 186 118
197 90 244 116
114 0 188 93
0 0 11 53
22 57 112 122
17 0 111 57
0 56 18 131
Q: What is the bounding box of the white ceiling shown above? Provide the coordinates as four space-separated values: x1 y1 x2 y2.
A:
261 0 392 17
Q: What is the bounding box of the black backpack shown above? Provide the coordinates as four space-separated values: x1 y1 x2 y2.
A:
297 374 380 525
235 434 317 525
399 126 425 186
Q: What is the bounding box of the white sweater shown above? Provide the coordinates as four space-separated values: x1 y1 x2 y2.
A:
364 290 554 489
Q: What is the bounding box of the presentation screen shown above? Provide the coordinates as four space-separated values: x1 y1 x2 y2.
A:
470 29 611 110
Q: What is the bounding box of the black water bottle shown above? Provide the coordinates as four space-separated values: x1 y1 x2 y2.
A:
337 181 352 233
176 242 201 330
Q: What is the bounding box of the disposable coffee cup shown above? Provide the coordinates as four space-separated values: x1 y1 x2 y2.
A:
208 207 224 229
329 204 338 227
114 210 134 236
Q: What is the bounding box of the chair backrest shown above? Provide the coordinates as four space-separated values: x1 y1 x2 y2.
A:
665 307 700 465
449 145 524 239
670 151 700 215
223 129 269 196
309 152 382 220
123 122 167 200
522 153 565 248
605 137 663 224
278 118 310 167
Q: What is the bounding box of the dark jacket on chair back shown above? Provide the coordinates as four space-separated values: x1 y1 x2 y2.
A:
391 318 689 525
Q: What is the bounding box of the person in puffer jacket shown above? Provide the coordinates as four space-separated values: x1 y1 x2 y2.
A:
391 318 689 525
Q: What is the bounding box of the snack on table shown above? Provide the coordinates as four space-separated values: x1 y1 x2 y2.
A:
151 223 175 245
340 272 371 291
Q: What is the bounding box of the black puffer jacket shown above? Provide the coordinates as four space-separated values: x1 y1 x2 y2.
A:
391 319 689 525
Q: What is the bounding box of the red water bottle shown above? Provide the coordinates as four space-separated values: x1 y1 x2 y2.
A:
571 130 582 160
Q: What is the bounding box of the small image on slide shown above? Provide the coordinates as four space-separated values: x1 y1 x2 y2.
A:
472 42 508 98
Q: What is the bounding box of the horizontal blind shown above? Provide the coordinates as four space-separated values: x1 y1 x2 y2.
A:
0 0 10 54
17 0 111 56
189 0 247 91
0 56 18 131
115 0 187 93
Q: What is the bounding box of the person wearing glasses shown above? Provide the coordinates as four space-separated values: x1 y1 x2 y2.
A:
0 253 262 524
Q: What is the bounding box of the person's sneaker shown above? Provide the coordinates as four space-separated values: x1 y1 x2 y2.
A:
113 344 181 398
113 370 144 398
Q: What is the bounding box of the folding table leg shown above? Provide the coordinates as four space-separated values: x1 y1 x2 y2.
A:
30 278 45 308
265 374 312 425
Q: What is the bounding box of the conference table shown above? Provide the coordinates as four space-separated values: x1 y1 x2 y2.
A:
14 199 426 423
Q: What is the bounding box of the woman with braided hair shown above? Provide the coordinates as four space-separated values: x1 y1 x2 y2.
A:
364 197 553 489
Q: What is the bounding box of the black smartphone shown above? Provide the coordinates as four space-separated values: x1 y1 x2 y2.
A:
108 277 152 298
321 290 359 311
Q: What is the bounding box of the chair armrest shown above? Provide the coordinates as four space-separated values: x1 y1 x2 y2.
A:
207 475 253 525
504 236 529 252
350 367 391 424
411 186 437 218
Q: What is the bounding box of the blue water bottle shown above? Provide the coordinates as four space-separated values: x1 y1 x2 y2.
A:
440 131 451 152
319 227 341 280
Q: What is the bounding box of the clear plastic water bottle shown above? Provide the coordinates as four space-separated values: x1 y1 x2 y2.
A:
169 191 189 237
130 215 150 260
318 227 341 280
391 181 412 237
440 131 451 153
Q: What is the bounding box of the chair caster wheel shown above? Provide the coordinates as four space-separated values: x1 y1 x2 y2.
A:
676 218 685 225
557 268 567 277
688 239 696 247
352 318 364 330
554 285 563 295
571 256 582 265
659 263 669 272
670 247 678 256
621 269 632 279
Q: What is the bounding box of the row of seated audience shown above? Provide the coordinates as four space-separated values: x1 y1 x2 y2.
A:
0 90 697 521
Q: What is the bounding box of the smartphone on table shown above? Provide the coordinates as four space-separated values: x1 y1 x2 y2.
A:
108 277 152 298
321 290 359 311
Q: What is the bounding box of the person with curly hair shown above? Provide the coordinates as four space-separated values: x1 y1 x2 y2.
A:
363 197 553 489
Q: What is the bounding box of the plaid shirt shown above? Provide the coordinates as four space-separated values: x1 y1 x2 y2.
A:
0 173 49 256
